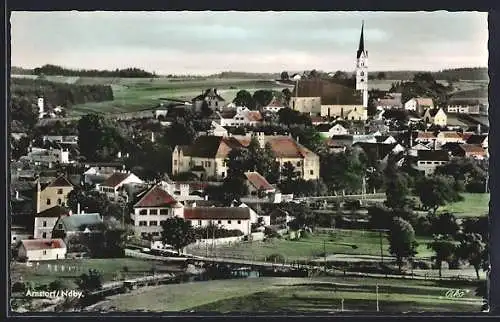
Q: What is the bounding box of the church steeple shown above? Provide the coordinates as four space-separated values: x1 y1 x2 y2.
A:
357 20 365 59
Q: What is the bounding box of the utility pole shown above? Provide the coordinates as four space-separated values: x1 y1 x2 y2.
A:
376 284 380 312
323 239 327 272
205 223 209 257
379 230 384 263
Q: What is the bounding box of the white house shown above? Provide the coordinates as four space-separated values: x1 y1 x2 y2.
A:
435 131 465 147
34 205 71 239
244 171 276 197
217 107 263 127
208 121 228 137
184 207 252 236
98 171 144 200
423 108 447 127
317 123 349 138
18 239 67 261
404 97 434 113
131 185 184 239
408 142 431 157
414 150 450 176
263 97 286 113
237 202 271 227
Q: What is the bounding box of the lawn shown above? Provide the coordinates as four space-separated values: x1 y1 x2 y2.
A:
11 258 181 288
91 277 483 313
68 78 290 116
440 193 489 218
187 230 434 261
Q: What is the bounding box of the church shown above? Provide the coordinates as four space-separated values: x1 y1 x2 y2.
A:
290 22 369 121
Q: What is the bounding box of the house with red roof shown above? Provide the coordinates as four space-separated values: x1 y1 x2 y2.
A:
131 185 183 239
172 132 320 181
217 106 263 127
98 171 144 200
244 171 276 197
36 176 74 214
262 97 286 113
18 238 67 261
436 131 465 147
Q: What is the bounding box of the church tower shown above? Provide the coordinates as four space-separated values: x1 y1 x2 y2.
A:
356 21 368 108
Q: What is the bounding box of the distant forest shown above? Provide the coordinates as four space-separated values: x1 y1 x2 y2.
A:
11 65 488 81
10 78 114 131
21 64 158 78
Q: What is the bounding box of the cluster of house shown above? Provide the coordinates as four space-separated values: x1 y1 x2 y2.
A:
11 164 291 262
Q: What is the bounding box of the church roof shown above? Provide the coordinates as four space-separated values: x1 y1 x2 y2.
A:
357 21 365 59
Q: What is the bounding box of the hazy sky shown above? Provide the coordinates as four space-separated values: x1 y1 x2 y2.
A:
10 11 488 75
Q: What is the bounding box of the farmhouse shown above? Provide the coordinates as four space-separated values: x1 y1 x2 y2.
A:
263 97 286 113
244 171 275 196
52 213 103 240
435 131 465 147
316 123 349 138
414 150 450 175
216 107 263 127
18 239 67 262
404 97 434 114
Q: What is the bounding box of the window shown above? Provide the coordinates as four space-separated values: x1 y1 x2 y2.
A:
139 209 147 215
296 161 301 166
150 221 158 226
217 220 222 224
215 101 218 107
139 221 147 226
360 71 364 76
206 161 211 167
198 220 202 225
237 220 241 224
57 189 63 194
57 198 62 205
46 199 51 205
160 209 169 215
58 223 62 229
360 79 364 82
43 221 47 227
152 232 160 236
150 209 158 215
221 172 225 178
227 220 232 224
310 170 314 175
42 232 47 238
174 160 178 165
43 250 47 255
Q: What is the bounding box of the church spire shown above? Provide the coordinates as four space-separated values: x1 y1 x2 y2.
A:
357 20 365 59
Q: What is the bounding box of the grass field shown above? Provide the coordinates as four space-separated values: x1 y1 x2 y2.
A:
90 277 483 313
440 193 489 218
187 230 434 261
11 258 181 288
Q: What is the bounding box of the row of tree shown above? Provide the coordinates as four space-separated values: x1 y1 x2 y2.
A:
233 89 291 110
33 64 157 78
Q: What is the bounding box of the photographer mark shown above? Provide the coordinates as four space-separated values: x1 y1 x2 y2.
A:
24 289 84 299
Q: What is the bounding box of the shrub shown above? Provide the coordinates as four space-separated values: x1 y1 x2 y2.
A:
265 253 285 263
11 282 26 293
48 279 68 291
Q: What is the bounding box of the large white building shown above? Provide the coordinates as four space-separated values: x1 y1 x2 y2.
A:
18 239 67 261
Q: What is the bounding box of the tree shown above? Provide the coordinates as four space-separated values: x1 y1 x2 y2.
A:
384 165 411 210
456 233 486 280
160 217 196 254
247 139 279 184
387 217 418 273
281 88 292 107
280 71 290 81
201 100 213 116
75 269 103 295
233 90 255 109
11 136 31 160
429 212 460 238
427 236 457 277
277 108 312 126
377 72 386 80
416 175 463 214
281 161 299 183
253 90 274 109
368 205 393 230
225 148 252 179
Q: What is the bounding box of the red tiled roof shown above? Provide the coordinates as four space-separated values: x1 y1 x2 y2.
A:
246 111 263 122
184 207 250 220
439 131 462 139
266 97 283 107
460 144 486 154
415 98 434 107
134 185 179 208
101 172 131 188
244 172 274 191
36 205 70 217
416 131 436 139
21 238 66 251
47 176 73 188
460 132 475 141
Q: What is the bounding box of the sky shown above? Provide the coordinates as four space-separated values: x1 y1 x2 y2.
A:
10 11 488 75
